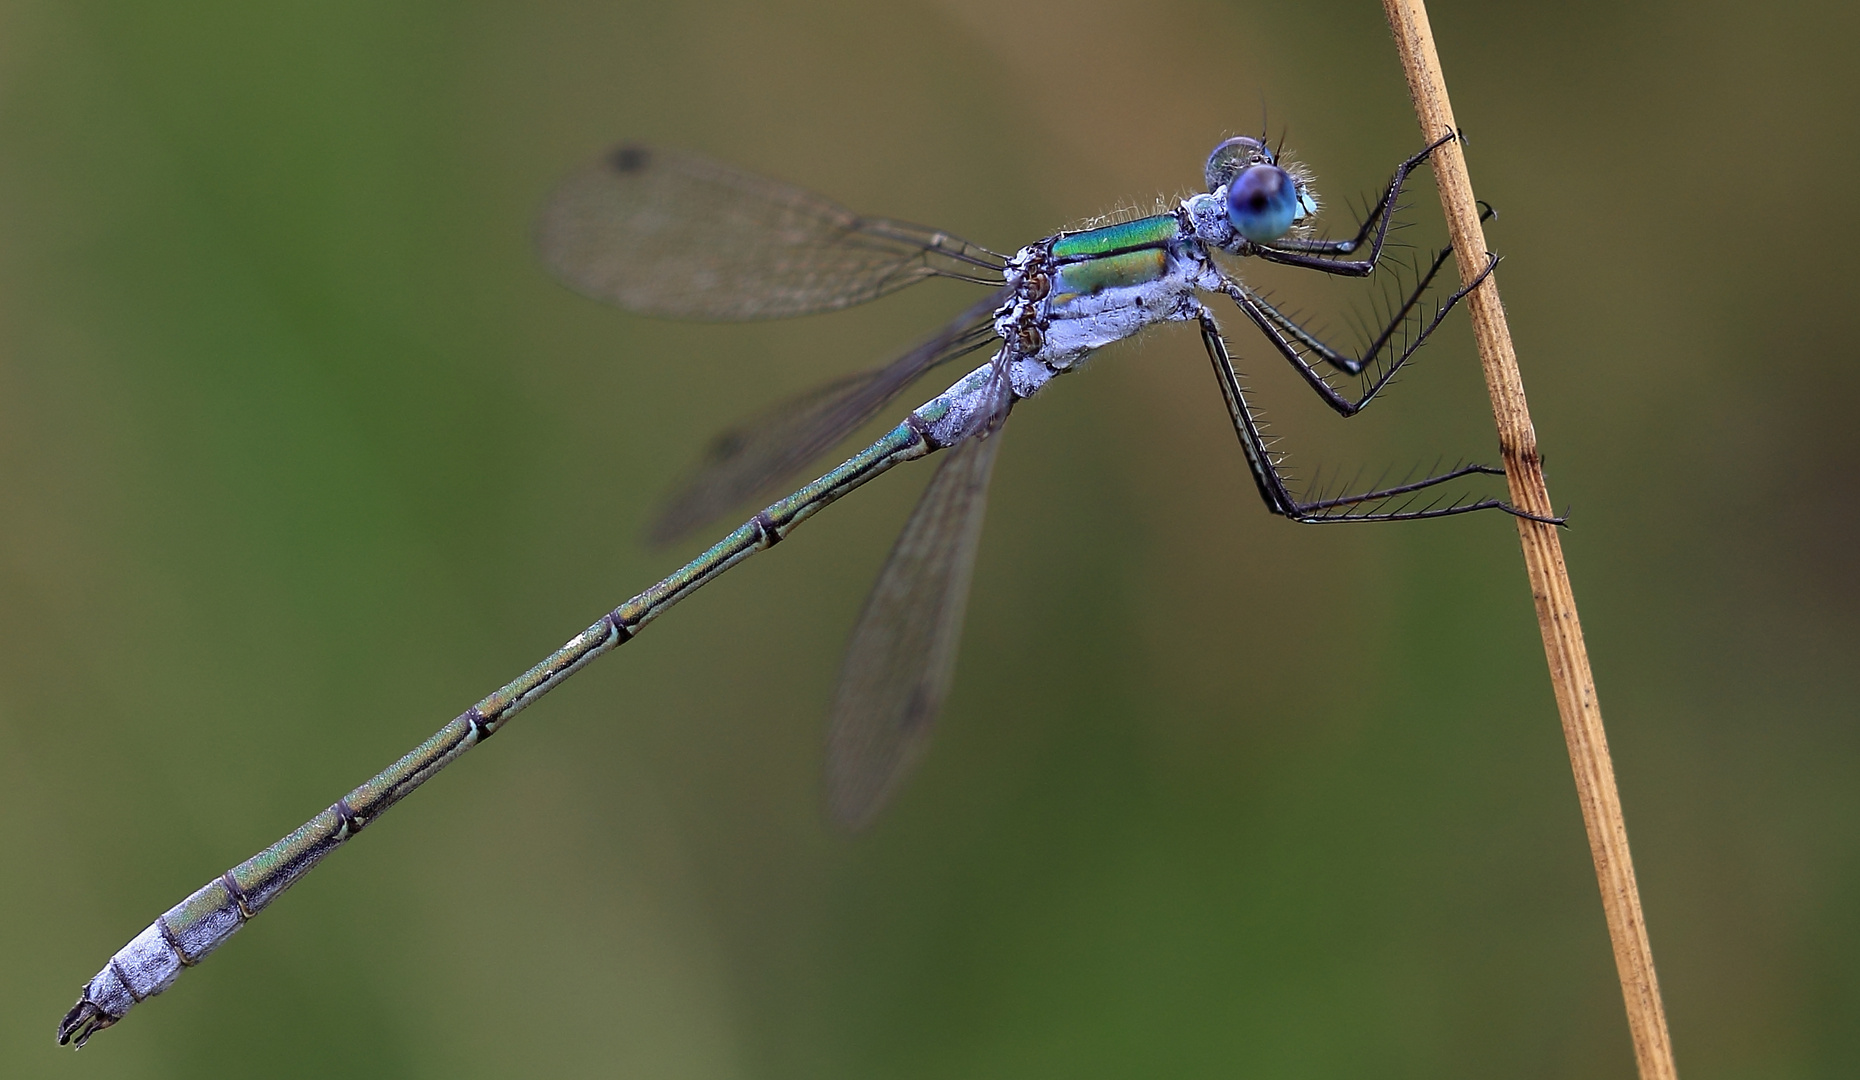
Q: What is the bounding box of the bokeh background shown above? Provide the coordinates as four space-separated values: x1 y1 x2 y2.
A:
4 1 1856 1077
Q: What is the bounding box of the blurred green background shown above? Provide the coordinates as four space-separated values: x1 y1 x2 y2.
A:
4 1 1856 1077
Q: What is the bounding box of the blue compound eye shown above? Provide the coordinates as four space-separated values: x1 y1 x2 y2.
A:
1226 165 1299 243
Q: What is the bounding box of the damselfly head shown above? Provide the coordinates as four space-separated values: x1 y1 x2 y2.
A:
1205 136 1316 243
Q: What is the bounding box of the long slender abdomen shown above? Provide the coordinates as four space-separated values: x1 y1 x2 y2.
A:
58 354 1011 1047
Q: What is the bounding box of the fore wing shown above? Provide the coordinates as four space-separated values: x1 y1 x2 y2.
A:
536 144 1003 321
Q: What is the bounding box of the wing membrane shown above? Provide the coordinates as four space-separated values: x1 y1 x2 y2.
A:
825 427 1005 829
537 144 1004 321
648 288 1009 543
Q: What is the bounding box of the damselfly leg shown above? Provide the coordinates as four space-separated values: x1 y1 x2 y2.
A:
1197 304 1556 525
1251 130 1457 272
1238 204 1496 383
1224 245 1497 418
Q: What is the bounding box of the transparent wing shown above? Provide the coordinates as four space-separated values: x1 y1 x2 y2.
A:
825 425 1005 829
536 144 1006 321
648 288 1009 544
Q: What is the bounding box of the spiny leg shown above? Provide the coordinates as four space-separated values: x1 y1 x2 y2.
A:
1250 130 1457 275
1248 202 1498 380
1244 244 1452 382
1221 248 1496 419
1195 306 1557 524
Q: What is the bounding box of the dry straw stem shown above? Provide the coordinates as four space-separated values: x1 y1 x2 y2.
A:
1378 1 1679 1077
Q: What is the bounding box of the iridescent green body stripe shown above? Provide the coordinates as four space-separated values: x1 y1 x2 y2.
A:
1047 214 1182 303
1048 213 1179 259
1053 249 1170 303
58 398 957 1046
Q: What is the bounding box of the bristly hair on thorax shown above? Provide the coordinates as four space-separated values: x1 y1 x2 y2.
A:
1062 194 1177 235
1058 136 1325 244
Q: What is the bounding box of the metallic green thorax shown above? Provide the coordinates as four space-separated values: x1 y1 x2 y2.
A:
1048 213 1179 259
1048 214 1181 304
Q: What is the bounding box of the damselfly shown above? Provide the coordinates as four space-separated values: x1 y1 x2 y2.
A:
60 131 1551 1046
